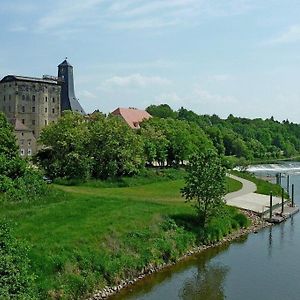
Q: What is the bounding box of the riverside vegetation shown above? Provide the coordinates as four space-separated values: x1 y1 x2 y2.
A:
0 104 293 299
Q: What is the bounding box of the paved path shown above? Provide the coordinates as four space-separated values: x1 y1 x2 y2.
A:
225 174 284 215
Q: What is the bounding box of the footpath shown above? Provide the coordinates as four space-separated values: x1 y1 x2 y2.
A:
225 174 286 216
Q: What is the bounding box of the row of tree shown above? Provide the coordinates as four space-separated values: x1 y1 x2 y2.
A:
35 111 214 180
147 104 300 160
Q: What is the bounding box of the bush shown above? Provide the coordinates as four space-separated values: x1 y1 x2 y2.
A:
1 169 49 203
0 222 36 299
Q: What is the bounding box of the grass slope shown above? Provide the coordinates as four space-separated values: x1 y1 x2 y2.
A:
231 170 287 198
0 171 246 299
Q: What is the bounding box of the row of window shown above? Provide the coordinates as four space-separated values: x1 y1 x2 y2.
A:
21 106 56 114
3 95 58 102
2 83 58 92
21 119 48 126
20 148 32 156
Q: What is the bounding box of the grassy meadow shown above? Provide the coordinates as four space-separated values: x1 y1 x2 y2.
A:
0 170 247 299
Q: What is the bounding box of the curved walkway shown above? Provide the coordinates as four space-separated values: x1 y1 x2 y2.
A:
225 174 256 200
225 174 284 215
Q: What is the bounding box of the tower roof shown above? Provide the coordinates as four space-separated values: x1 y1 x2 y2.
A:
58 59 73 67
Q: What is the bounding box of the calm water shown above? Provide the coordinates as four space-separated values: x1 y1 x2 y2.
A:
112 162 300 300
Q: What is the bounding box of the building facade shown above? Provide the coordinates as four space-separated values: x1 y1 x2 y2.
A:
0 59 84 157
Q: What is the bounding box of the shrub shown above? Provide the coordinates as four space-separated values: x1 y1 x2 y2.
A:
2 169 49 203
0 222 36 299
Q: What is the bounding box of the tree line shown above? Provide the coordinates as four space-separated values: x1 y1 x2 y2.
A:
2 102 300 182
147 104 300 160
33 105 300 180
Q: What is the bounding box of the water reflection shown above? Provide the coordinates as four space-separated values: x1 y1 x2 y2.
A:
268 226 273 258
179 263 229 300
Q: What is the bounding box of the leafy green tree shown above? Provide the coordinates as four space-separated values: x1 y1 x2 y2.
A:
146 104 178 119
88 115 145 179
0 113 19 159
181 150 226 226
139 123 168 166
37 111 91 179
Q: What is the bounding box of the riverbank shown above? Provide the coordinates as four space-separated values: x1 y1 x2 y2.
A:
0 169 245 299
89 210 271 300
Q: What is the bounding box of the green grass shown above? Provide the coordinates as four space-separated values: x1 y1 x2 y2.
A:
0 170 245 299
231 170 288 198
226 177 243 193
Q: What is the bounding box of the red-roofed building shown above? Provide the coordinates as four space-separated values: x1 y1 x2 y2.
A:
111 107 152 129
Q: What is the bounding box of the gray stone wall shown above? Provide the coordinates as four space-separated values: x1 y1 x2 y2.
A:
0 79 61 157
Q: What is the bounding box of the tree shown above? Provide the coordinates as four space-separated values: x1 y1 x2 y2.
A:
146 104 177 119
88 115 145 179
181 150 226 227
139 123 168 166
0 113 19 159
37 111 91 179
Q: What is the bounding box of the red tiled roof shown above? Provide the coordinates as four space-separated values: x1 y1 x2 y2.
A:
111 107 152 129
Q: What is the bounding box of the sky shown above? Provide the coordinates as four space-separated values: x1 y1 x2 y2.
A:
1 0 300 122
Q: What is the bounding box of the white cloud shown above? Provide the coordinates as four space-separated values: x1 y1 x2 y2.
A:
37 0 105 31
28 0 255 34
9 25 27 32
266 25 300 45
194 86 238 104
101 73 171 89
154 92 183 105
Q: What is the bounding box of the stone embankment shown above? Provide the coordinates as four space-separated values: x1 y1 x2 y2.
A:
88 210 271 300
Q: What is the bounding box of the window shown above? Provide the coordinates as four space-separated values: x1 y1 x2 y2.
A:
32 130 35 135
32 95 35 102
21 132 24 136
20 140 24 145
22 106 25 113
32 120 35 125
27 149 32 156
44 120 48 126
22 119 25 124
28 140 31 146
22 95 25 101
32 106 35 113
45 107 47 113
52 108 55 114
3 95 5 101
20 149 25 156
45 96 48 102
52 97 55 103
8 106 11 112
9 95 11 100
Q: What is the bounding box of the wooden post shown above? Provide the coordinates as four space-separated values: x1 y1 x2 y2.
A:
292 184 295 207
287 175 290 196
281 188 284 214
279 173 282 185
270 192 273 219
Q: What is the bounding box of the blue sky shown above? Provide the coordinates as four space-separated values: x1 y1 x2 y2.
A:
1 0 300 121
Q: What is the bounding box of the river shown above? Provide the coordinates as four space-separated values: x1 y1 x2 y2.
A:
111 162 300 300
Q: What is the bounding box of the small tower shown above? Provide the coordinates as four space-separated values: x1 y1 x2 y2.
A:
58 58 85 114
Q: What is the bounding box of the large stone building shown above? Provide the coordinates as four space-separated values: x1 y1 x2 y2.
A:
0 59 84 157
